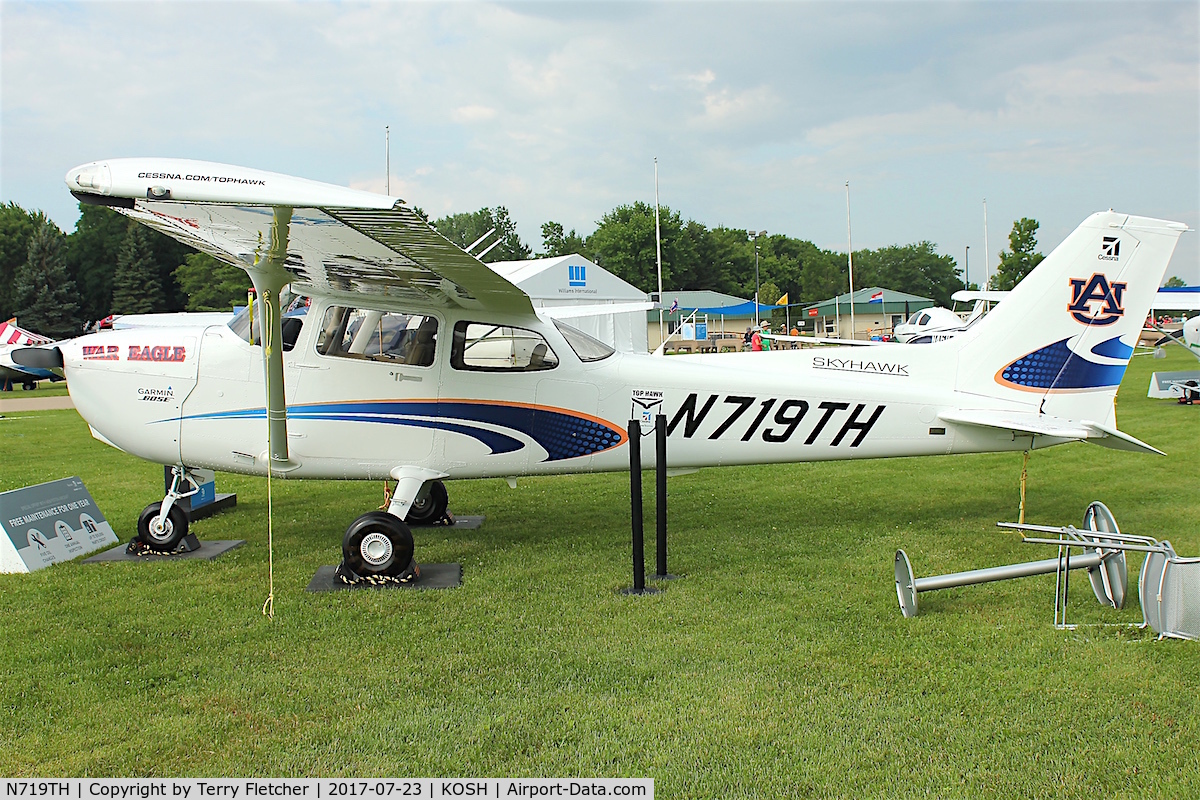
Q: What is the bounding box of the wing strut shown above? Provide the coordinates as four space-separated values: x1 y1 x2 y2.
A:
248 206 294 470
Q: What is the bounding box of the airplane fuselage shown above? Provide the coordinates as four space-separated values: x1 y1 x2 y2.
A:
62 295 1049 482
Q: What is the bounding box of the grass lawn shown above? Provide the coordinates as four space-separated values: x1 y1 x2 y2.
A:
0 379 71 397
0 348 1197 795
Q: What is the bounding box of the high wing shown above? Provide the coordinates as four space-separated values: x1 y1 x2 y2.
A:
66 159 534 317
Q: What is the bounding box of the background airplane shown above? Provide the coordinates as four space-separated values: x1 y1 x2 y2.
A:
0 320 60 390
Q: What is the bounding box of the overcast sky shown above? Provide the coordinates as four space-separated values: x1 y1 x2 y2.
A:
3 1 1197 286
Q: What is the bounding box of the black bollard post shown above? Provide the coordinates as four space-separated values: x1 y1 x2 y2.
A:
622 419 656 595
654 414 676 580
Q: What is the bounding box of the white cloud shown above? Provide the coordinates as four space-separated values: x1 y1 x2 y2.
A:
1 1 1196 281
453 105 498 123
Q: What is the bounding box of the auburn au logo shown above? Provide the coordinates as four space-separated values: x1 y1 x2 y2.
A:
1068 273 1127 326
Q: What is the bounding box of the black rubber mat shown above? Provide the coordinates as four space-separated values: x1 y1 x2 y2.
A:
411 515 484 530
305 562 462 592
83 539 245 563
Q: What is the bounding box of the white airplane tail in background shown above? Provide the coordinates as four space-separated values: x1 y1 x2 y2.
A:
951 211 1187 427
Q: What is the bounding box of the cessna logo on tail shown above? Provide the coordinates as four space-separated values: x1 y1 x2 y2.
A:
1068 273 1127 326
1099 236 1120 260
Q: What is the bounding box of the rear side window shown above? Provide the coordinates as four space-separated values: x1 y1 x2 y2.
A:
451 322 558 371
315 306 438 366
553 319 614 362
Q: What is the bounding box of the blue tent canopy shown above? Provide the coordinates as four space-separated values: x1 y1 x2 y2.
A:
685 301 782 316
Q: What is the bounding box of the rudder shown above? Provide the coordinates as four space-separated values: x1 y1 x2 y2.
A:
952 211 1187 425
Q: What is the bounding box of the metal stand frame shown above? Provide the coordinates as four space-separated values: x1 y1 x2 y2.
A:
898 500 1200 639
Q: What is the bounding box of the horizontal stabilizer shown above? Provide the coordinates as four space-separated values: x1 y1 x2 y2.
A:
1082 419 1166 456
938 409 1164 456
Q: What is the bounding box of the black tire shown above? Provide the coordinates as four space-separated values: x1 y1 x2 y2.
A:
342 511 414 577
406 480 449 526
22 380 36 391
137 502 189 552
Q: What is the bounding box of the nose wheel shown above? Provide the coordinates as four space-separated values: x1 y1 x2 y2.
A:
137 502 189 551
133 466 199 553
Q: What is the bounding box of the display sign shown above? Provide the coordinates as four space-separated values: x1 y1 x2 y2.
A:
0 477 118 573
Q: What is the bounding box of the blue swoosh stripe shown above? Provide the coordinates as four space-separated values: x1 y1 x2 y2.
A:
177 400 624 461
1000 338 1128 391
1090 335 1134 360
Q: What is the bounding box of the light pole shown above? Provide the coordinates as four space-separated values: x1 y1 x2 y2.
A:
750 230 766 327
964 245 970 288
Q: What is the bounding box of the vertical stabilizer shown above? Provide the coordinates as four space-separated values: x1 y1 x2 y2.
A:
953 212 1186 424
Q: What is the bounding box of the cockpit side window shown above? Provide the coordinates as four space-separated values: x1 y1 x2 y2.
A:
315 306 438 366
227 294 309 351
451 322 559 372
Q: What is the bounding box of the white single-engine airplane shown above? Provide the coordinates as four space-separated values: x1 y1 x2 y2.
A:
15 158 1188 581
1 319 59 390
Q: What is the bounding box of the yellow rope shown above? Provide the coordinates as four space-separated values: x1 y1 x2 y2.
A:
1018 449 1029 525
261 288 275 619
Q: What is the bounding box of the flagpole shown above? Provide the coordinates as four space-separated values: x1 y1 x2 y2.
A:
655 158 664 348
983 198 990 289
385 125 390 195
846 181 855 341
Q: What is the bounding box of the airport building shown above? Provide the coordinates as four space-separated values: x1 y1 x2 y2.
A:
646 290 763 350
489 255 650 353
803 287 935 340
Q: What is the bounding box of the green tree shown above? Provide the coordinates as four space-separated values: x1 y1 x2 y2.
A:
1164 275 1187 288
853 242 964 307
434 207 531 262
63 204 133 323
174 252 251 311
990 218 1045 291
540 221 589 258
110 222 163 315
64 204 191 321
13 214 81 337
148 227 194 311
0 202 40 321
758 281 782 307
588 202 702 293
798 243 848 304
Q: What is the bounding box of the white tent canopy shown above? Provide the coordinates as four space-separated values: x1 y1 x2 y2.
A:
489 254 650 352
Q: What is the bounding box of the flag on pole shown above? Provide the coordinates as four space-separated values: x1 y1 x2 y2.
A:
868 290 883 303
668 299 679 314
776 293 788 306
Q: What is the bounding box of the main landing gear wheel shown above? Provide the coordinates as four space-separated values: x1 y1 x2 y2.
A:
137 502 189 552
341 511 416 580
406 480 449 526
